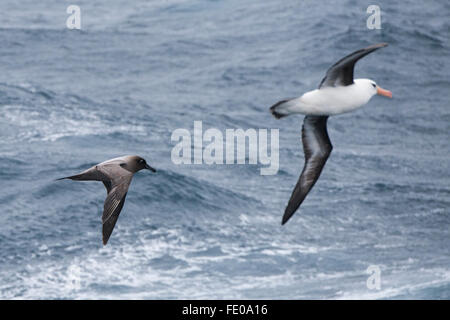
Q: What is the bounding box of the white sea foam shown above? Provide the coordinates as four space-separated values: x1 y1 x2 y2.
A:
1 104 147 142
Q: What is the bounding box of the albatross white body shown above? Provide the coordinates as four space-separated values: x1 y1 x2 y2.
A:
278 79 377 116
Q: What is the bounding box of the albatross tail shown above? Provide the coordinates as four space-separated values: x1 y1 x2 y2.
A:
270 98 301 119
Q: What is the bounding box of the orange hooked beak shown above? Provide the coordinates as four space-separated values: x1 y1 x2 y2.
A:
377 86 392 98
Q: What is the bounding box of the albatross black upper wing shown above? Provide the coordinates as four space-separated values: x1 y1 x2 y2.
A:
318 43 387 88
282 116 333 225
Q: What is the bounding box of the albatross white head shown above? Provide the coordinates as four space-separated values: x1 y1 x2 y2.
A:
355 78 392 100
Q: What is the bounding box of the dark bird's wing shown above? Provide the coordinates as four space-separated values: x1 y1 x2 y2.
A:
101 175 132 245
282 116 333 225
97 164 134 245
318 43 387 88
57 166 109 181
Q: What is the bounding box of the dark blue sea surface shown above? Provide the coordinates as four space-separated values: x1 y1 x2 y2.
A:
0 0 449 299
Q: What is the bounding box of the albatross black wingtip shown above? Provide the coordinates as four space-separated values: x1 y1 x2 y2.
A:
281 208 296 225
367 42 388 51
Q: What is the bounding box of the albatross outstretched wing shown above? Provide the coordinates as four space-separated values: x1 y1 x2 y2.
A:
318 43 387 88
282 116 333 225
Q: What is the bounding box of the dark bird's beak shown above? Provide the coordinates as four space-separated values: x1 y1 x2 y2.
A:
145 164 156 172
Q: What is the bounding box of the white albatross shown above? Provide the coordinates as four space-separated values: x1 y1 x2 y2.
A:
270 43 392 225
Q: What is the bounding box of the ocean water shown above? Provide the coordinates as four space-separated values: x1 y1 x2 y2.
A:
0 0 449 299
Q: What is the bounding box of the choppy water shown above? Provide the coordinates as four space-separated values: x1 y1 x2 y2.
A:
0 0 449 299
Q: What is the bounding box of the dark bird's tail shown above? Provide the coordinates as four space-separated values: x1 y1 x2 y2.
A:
56 173 90 181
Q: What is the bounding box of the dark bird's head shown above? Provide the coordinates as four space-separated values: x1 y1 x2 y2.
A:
124 155 156 173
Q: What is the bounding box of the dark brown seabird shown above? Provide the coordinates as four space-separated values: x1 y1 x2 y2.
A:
58 155 156 245
270 43 392 225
